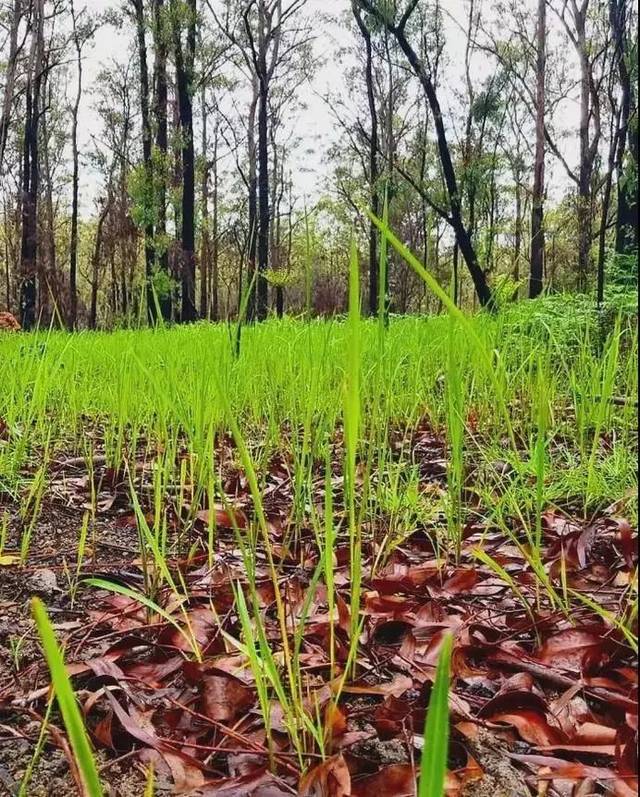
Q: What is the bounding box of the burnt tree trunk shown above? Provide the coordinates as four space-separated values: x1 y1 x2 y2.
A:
172 0 197 322
356 0 493 308
68 0 84 329
90 194 112 330
256 62 269 320
211 120 219 321
246 84 259 321
132 0 156 322
353 3 379 316
0 0 22 170
609 0 637 256
200 88 210 318
153 0 171 320
529 0 546 298
19 0 44 331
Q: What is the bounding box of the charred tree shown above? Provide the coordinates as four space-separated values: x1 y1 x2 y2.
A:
172 0 198 322
19 0 45 331
529 0 546 298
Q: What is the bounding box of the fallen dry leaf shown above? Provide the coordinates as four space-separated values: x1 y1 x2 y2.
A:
299 755 351 797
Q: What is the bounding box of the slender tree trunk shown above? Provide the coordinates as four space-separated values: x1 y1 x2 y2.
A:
514 171 522 285
153 0 171 320
246 85 258 321
577 55 592 293
19 0 44 331
597 96 623 307
529 0 546 298
0 0 21 170
200 88 210 318
574 4 598 292
172 0 197 322
256 71 269 320
211 120 219 321
69 0 83 329
40 100 57 324
110 250 117 317
90 200 110 330
276 285 284 317
132 0 156 321
370 10 493 307
3 204 11 309
353 4 379 316
453 243 459 307
597 150 616 307
609 0 637 256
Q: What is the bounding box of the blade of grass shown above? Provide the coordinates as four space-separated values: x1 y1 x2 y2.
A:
83 577 200 658
31 597 103 797
419 631 453 797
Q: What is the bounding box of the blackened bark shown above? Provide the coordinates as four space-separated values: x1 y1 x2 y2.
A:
256 73 269 320
19 0 44 331
452 243 459 307
90 194 112 330
131 0 156 322
514 178 522 281
529 0 546 298
355 0 493 308
597 119 619 307
246 85 258 321
200 88 209 318
211 120 219 320
352 4 379 316
577 49 592 292
69 0 83 329
153 0 171 320
172 0 197 322
0 0 22 170
276 285 284 317
609 0 637 255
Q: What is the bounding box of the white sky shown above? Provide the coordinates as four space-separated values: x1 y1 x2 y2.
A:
73 0 579 215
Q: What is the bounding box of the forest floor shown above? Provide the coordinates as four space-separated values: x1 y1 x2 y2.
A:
0 311 637 796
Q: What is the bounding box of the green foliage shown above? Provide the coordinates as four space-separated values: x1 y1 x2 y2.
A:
150 266 175 301
128 163 155 231
607 252 638 290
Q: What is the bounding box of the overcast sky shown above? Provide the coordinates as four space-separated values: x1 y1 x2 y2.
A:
74 0 578 215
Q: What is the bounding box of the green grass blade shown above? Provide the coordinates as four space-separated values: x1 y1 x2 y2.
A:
31 597 103 797
83 577 200 657
419 631 453 797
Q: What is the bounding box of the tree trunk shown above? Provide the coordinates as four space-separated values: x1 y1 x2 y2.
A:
352 4 379 316
200 88 210 318
172 0 197 322
597 135 617 307
69 0 83 329
211 120 219 321
19 0 44 331
0 0 21 170
529 0 546 298
367 7 493 308
577 55 592 293
153 0 171 320
574 3 597 292
40 99 57 324
256 72 269 320
131 0 156 322
276 285 284 317
609 0 637 256
246 85 259 321
514 172 522 286
90 197 111 330
452 242 459 307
